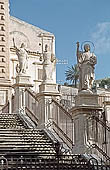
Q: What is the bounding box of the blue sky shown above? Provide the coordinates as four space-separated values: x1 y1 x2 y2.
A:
10 0 110 84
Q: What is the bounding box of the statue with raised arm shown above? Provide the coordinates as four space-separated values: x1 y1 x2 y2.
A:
13 39 28 74
76 42 97 92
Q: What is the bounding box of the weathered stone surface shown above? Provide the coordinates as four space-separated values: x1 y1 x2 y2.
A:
76 42 97 92
9 16 56 93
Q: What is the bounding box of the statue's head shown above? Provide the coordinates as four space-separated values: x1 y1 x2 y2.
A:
84 44 90 52
20 43 25 48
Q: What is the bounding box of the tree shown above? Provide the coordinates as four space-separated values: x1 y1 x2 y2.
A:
65 64 79 87
99 78 110 89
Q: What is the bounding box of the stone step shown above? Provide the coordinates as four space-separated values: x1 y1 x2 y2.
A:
0 112 56 155
0 139 52 143
0 147 55 151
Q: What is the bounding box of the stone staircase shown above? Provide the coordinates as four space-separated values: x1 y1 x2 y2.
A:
0 112 58 169
0 129 56 155
0 113 28 129
0 113 56 155
0 113 109 169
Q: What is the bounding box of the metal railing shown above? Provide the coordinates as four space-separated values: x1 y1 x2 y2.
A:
98 95 110 107
90 144 110 162
87 110 110 162
10 88 39 126
1 101 9 113
48 98 74 149
0 154 109 170
60 93 76 109
25 88 39 125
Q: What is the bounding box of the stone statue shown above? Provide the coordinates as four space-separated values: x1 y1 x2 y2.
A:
14 41 28 74
43 44 56 83
76 42 97 91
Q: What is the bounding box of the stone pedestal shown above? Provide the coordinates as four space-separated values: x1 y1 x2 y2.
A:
37 83 60 128
71 90 102 154
75 90 99 106
71 105 102 154
13 74 33 113
39 83 59 93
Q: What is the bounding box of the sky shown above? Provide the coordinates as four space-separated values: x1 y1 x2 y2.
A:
9 0 110 84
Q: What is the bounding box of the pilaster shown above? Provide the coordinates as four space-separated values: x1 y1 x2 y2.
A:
37 83 60 128
13 74 32 114
0 0 11 110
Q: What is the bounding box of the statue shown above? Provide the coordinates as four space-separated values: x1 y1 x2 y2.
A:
13 39 29 74
76 42 97 91
43 44 56 83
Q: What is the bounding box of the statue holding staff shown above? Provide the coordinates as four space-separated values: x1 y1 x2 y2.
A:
76 41 97 91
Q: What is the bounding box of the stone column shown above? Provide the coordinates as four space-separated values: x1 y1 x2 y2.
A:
71 91 102 154
13 74 32 114
0 0 11 110
37 85 60 128
104 101 110 124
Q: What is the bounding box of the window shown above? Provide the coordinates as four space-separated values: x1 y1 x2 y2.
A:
2 69 5 73
1 16 4 20
1 26 5 31
1 5 4 9
1 47 5 52
1 37 5 41
2 58 5 62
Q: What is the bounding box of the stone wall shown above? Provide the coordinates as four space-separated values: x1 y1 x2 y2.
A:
9 16 56 93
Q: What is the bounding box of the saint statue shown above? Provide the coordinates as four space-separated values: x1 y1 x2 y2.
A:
14 41 29 74
43 44 56 83
76 42 97 91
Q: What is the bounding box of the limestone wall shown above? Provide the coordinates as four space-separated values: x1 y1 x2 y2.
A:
9 16 56 93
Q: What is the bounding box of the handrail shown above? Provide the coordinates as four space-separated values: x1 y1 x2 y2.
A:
25 106 39 123
1 101 9 113
52 98 72 119
25 88 38 101
91 144 110 162
90 115 110 132
50 98 74 149
52 121 73 146
25 88 39 126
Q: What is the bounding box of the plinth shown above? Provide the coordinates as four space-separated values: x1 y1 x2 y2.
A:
37 82 60 128
13 74 33 113
71 90 102 154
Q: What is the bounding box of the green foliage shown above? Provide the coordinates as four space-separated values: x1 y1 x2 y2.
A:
65 64 79 87
99 78 110 89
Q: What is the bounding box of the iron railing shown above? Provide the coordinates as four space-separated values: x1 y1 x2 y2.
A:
1 101 9 113
87 110 110 162
60 93 76 109
98 95 110 107
24 88 39 125
48 98 74 149
0 154 109 170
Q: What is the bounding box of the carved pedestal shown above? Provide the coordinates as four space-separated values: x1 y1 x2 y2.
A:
71 91 102 154
13 74 32 113
75 90 99 106
39 83 58 93
37 83 60 128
